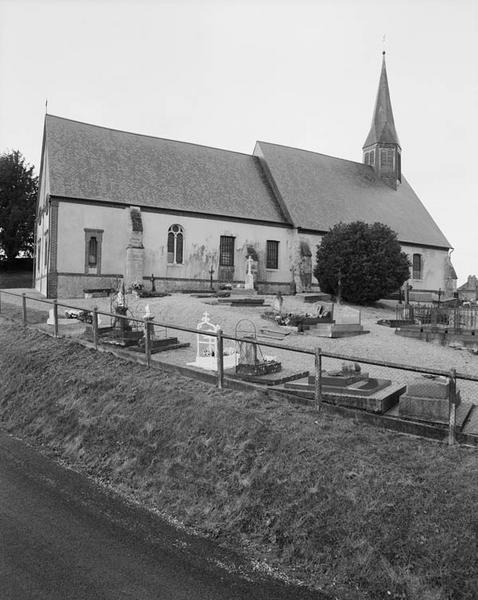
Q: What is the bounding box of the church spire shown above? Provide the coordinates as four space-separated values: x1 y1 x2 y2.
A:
363 52 402 189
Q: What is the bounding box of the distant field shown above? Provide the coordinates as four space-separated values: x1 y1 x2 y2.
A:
0 271 33 288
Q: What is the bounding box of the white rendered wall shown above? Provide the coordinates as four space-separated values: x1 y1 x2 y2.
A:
52 199 449 297
35 149 50 296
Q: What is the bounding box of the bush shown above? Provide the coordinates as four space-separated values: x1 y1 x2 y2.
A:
314 221 410 304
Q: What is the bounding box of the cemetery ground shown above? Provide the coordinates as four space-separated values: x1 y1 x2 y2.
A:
0 292 477 599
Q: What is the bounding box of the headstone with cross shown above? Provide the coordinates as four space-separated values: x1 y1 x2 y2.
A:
245 255 254 290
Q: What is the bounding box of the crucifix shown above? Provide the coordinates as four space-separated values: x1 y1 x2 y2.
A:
150 273 156 293
246 255 254 275
437 288 442 308
209 264 215 290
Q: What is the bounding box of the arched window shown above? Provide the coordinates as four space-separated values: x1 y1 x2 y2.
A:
412 253 422 280
167 224 184 264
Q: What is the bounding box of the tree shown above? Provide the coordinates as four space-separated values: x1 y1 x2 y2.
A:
314 221 410 304
0 150 38 261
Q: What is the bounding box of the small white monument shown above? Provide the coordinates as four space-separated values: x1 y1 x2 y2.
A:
187 311 237 371
143 304 155 338
244 255 255 290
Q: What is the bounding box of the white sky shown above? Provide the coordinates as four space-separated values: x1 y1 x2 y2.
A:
1 0 476 284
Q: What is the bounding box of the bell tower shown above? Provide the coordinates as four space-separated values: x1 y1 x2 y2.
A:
363 52 401 189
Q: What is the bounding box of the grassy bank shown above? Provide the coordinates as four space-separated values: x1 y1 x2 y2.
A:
0 320 477 600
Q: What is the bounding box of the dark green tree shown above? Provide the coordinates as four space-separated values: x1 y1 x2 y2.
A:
0 150 38 261
314 221 410 304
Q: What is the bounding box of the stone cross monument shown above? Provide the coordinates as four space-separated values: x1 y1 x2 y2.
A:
245 255 254 290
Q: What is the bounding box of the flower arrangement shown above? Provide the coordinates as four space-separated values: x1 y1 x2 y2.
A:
131 281 144 292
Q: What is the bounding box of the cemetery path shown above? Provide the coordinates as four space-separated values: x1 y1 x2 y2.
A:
0 429 324 600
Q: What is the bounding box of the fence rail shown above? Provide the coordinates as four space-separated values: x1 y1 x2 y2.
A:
1 289 477 446
396 303 478 331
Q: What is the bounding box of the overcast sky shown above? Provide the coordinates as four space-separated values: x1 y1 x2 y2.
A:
1 0 476 284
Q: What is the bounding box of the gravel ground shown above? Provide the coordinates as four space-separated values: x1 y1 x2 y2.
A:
2 288 478 403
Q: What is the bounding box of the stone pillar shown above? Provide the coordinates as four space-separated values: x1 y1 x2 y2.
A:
124 206 145 289
125 246 145 288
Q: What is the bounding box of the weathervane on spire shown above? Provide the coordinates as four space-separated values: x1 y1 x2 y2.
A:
382 34 386 55
45 98 48 114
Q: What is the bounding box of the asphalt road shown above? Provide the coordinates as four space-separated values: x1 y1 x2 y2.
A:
0 430 325 600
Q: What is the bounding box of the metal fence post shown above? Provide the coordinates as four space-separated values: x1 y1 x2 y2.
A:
314 347 322 411
92 306 99 350
144 319 152 368
216 327 224 389
448 368 457 446
53 300 59 338
22 293 27 325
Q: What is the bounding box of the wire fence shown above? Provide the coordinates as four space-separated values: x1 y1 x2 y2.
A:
1 289 477 446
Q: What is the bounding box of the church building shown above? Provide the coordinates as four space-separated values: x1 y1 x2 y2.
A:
35 54 455 299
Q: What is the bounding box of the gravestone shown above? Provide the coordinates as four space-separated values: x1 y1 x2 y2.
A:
283 361 403 413
399 377 456 424
244 255 255 290
271 291 284 314
129 304 190 354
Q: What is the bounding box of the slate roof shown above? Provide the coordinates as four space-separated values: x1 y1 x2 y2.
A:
363 53 400 148
254 141 450 248
44 115 286 224
43 114 450 249
458 276 478 292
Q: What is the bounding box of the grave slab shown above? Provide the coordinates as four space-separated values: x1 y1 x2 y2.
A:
305 323 368 338
388 401 472 430
128 337 190 354
399 395 450 424
406 378 449 399
225 368 310 386
280 377 404 413
295 293 331 303
187 353 238 371
230 287 257 296
461 405 478 436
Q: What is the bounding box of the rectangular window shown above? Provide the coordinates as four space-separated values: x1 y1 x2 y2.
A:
380 148 394 169
88 237 98 267
266 240 279 269
369 150 375 166
412 253 422 280
219 236 235 267
84 228 104 274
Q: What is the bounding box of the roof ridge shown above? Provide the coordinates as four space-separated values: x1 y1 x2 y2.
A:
45 113 256 159
256 140 367 168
